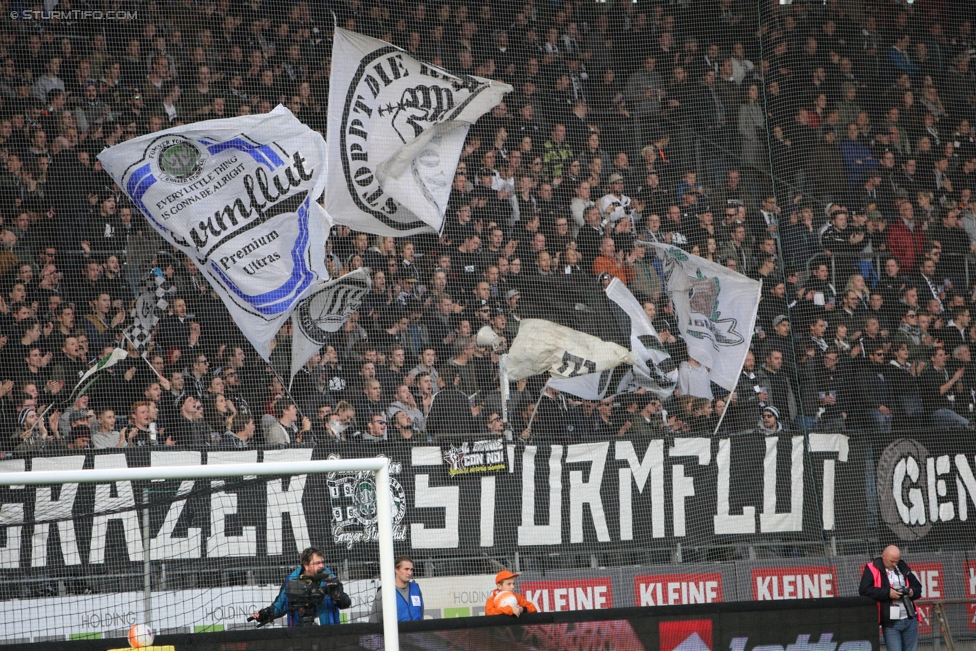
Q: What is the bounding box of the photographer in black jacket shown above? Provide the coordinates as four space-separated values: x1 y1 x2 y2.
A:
859 545 922 651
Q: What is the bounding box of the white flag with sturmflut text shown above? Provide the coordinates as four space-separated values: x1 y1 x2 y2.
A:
640 241 761 391
98 106 332 361
326 27 512 236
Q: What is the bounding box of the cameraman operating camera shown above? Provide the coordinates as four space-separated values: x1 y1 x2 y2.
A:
859 545 922 651
250 547 351 627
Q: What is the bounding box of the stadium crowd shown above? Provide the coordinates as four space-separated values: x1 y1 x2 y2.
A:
0 0 974 455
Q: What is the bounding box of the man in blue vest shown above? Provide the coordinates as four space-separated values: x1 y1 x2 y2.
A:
369 556 424 622
250 547 351 627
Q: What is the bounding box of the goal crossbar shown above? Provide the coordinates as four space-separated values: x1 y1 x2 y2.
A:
0 458 400 651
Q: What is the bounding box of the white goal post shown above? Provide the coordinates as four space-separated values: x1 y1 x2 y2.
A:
0 458 400 651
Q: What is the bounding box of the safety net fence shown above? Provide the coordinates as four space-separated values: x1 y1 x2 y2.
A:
0 0 974 644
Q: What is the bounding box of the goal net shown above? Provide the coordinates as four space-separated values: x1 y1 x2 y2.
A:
0 455 398 646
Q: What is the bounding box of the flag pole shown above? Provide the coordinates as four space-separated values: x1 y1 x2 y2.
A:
524 385 548 432
476 325 515 439
498 352 512 440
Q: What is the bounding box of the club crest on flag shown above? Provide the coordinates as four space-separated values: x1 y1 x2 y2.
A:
327 456 407 549
152 135 209 185
295 273 371 346
688 274 719 319
662 247 744 348
289 269 372 384
688 270 744 348
642 241 761 391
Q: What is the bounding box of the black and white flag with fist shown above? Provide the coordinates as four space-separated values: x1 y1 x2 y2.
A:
326 27 511 237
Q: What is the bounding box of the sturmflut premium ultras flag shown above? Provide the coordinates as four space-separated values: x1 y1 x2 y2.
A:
326 27 512 236
508 279 678 400
641 241 762 391
98 106 331 360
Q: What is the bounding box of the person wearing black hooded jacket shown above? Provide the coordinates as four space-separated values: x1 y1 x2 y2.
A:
426 365 478 438
859 545 921 651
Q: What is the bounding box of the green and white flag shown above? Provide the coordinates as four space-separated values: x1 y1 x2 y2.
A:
641 241 761 391
70 348 129 400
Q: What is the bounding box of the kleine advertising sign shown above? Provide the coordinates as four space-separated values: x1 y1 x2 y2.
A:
520 577 614 612
910 562 944 634
966 560 976 630
634 573 723 606
751 566 838 600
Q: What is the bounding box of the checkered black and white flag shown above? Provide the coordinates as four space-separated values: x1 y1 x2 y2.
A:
124 271 177 351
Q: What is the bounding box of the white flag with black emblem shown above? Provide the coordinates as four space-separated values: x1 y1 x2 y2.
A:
546 279 678 400
640 241 761 390
97 106 332 361
289 269 372 386
326 27 511 236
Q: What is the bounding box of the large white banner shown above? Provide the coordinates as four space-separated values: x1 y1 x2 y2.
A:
326 27 511 236
98 106 331 360
641 242 761 391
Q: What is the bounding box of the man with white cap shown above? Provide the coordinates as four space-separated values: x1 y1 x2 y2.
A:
599 173 633 222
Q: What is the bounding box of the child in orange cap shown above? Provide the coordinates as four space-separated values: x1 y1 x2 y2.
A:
485 570 538 617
